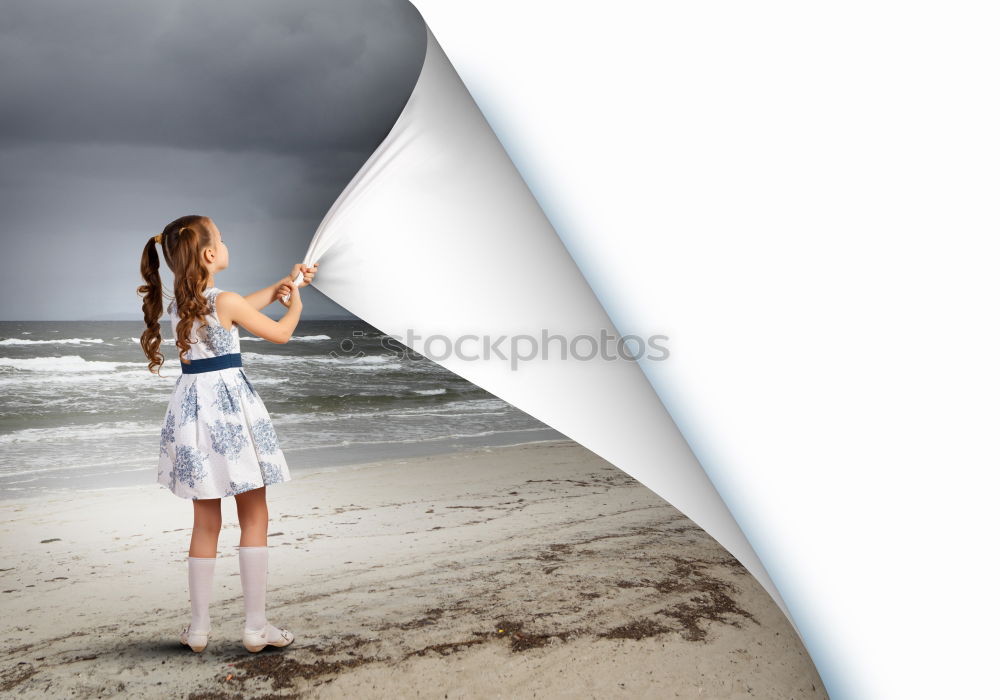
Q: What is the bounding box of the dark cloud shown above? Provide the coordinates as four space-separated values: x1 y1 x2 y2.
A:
0 0 427 319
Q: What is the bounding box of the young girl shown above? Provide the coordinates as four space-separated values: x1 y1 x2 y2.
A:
137 214 318 653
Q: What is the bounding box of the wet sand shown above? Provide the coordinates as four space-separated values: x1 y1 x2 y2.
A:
0 440 827 698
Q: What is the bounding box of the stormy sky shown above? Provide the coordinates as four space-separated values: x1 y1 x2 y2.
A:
0 0 427 320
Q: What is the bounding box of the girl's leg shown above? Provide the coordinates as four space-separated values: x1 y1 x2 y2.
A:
187 499 221 637
236 487 269 631
233 487 292 648
234 486 268 546
190 498 222 556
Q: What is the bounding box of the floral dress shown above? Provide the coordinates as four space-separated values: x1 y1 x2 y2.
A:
157 287 292 499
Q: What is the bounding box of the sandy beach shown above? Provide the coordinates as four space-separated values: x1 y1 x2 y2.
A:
0 440 827 698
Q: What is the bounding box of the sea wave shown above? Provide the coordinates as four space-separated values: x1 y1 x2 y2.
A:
0 337 105 346
0 355 148 372
129 337 176 345
219 334 333 342
0 419 159 445
0 370 288 389
270 398 512 425
241 352 402 370
289 334 332 342
279 426 556 451
127 334 331 344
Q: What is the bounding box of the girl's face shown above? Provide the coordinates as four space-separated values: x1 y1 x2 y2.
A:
205 219 229 271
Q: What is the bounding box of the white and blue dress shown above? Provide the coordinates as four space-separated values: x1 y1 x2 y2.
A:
157 287 292 500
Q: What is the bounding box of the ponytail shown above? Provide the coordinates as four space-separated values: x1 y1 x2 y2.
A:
138 235 165 375
138 215 214 374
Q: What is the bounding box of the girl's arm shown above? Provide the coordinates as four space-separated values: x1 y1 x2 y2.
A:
243 264 318 311
243 282 282 312
217 285 302 344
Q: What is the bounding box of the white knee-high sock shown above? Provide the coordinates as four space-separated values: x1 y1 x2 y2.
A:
239 546 268 631
187 556 216 633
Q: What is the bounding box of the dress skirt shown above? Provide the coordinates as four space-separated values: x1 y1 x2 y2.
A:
157 365 291 500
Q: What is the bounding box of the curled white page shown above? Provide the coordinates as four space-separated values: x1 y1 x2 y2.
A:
296 22 800 639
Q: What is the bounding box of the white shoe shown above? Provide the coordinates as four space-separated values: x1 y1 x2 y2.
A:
243 622 294 653
180 623 210 653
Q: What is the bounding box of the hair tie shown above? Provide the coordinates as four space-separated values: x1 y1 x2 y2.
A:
154 233 162 244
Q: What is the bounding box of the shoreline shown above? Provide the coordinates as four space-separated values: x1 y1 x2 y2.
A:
0 426 567 503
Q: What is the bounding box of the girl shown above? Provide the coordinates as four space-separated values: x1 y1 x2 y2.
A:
137 214 318 653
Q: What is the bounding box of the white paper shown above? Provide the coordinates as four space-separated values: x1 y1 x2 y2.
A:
296 21 801 641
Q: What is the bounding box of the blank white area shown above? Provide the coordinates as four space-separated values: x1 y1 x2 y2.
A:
413 2 999 698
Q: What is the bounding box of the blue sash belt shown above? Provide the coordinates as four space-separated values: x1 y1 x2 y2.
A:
180 352 243 374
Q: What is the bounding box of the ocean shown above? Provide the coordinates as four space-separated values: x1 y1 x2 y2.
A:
0 320 563 500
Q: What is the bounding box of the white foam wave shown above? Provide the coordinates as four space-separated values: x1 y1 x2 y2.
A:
0 368 177 387
280 427 556 451
344 354 395 364
0 419 160 445
290 334 332 342
240 352 402 370
0 357 292 388
211 334 328 343
270 398 512 425
0 337 105 346
130 337 176 345
0 355 148 373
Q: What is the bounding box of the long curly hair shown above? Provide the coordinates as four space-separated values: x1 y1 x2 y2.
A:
137 215 216 375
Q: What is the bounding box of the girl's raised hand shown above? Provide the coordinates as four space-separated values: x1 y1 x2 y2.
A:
276 278 301 309
290 263 318 288
275 277 294 307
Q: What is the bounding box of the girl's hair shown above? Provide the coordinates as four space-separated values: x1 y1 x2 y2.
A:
137 215 216 375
